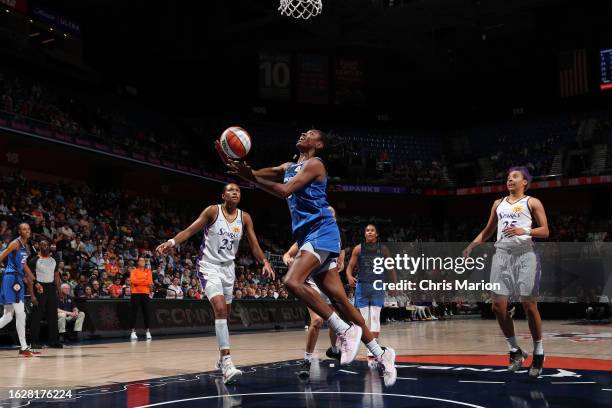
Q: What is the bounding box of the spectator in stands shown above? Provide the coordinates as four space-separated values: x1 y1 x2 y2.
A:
74 274 88 298
243 287 256 300
187 288 201 300
166 277 183 300
57 283 86 342
91 280 102 296
70 235 86 253
234 290 243 300
105 255 120 277
108 276 124 298
83 286 96 299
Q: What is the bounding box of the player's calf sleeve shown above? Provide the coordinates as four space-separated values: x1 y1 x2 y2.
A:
370 306 381 332
359 307 370 329
0 305 15 329
215 319 230 350
13 302 27 350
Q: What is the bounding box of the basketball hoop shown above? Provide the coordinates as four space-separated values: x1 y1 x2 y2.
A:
279 0 323 20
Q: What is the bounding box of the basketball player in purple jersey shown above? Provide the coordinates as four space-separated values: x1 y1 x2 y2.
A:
156 183 274 384
464 167 549 377
217 130 397 387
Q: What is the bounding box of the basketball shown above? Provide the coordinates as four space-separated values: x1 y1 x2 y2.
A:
219 127 252 159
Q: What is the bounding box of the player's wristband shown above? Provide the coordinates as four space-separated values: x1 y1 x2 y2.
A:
168 239 176 247
523 227 531 236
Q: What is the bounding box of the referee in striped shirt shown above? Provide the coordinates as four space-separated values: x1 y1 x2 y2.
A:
29 240 63 349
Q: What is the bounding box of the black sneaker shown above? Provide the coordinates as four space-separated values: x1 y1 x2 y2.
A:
296 359 311 381
529 354 545 378
325 347 340 361
48 342 64 349
508 348 528 371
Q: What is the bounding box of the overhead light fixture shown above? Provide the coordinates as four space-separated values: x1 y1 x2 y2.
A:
29 19 33 23
64 33 68 38
42 38 55 44
49 27 54 32
29 32 41 37
5 9 9 13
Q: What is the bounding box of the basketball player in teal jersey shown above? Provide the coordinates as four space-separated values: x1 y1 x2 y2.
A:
463 166 549 378
283 206 344 379
216 130 397 387
346 224 398 358
0 223 43 357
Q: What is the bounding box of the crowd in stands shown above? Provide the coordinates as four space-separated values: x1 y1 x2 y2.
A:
0 172 293 304
0 69 201 176
1 66 451 187
1 171 610 311
8 67 612 190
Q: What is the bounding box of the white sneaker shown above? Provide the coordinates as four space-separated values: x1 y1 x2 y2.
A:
337 324 362 365
377 347 397 387
130 331 138 341
146 331 152 340
222 359 242 384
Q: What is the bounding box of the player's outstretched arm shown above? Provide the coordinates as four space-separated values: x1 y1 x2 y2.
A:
346 244 361 287
156 206 216 254
242 211 275 279
252 163 292 181
215 139 290 181
463 199 501 257
250 158 324 198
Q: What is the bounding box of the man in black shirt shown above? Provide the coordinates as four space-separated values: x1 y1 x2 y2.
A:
29 240 62 349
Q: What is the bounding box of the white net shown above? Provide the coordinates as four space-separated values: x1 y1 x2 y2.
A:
279 0 323 20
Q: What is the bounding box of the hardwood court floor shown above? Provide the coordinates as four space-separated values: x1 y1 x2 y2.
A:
0 319 610 399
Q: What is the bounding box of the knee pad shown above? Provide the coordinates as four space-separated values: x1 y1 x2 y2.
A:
370 306 382 332
359 307 370 327
215 319 230 350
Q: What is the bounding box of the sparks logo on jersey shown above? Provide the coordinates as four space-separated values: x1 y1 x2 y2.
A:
512 205 524 213
232 226 241 234
498 212 521 220
218 228 240 239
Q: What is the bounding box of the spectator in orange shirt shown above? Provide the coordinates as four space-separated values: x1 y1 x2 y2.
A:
129 257 153 341
105 256 119 277
108 277 124 298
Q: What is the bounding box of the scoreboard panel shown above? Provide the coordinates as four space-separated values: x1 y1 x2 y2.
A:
600 48 612 91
